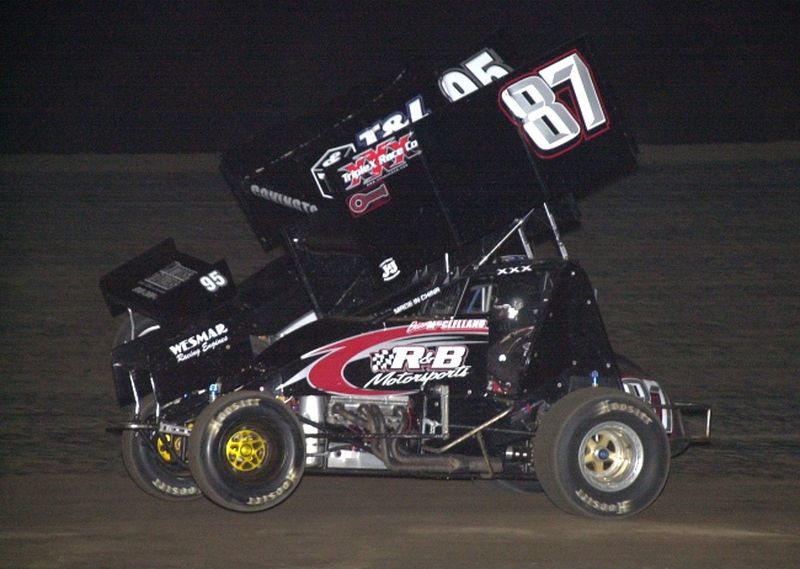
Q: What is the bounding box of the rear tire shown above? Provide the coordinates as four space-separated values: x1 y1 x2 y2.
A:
188 392 305 512
121 398 201 501
534 387 669 518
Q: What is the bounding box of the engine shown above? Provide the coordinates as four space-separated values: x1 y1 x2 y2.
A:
298 394 409 470
295 385 483 473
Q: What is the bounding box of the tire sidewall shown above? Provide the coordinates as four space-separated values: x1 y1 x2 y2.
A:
190 393 305 512
539 389 669 518
121 399 201 501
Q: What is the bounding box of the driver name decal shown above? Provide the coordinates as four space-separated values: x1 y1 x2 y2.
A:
406 319 487 333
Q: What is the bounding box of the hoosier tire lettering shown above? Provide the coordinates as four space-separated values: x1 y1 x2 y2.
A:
213 397 261 425
189 392 305 512
153 477 201 497
534 387 670 519
574 489 632 515
246 472 298 506
595 400 654 425
121 396 202 502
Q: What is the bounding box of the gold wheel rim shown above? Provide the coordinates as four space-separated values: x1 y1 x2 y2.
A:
155 421 192 463
225 428 268 472
579 421 644 492
156 435 181 462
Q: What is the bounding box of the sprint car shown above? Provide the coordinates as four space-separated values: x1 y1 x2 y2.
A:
102 36 710 518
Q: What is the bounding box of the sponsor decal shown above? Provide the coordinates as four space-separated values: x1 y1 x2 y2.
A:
348 183 391 217
132 286 158 300
169 323 229 363
392 286 441 315
338 133 421 191
370 345 468 372
310 144 357 199
379 257 401 282
312 96 430 198
134 261 197 298
311 48 512 198
365 345 470 390
356 95 431 147
278 321 488 396
250 184 318 213
496 265 533 275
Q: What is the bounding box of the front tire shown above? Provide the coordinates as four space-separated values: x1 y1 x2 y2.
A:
534 387 669 518
188 392 305 512
121 398 202 501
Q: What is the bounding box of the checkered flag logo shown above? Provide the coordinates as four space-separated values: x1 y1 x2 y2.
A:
370 349 395 372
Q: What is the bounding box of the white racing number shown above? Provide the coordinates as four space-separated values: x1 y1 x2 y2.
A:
439 48 512 102
499 51 608 157
200 270 228 292
501 76 581 151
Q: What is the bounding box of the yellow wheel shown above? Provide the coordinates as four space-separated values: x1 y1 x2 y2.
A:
155 420 192 463
189 392 305 512
121 398 201 501
157 435 180 462
225 428 268 472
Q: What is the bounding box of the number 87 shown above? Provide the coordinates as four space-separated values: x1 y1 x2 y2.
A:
499 51 609 157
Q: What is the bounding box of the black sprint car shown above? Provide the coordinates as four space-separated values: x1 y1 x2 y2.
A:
101 36 710 518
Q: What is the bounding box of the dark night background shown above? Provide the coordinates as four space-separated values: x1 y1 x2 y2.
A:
1 0 797 153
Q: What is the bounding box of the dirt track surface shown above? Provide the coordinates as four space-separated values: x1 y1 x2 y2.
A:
1 147 799 568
